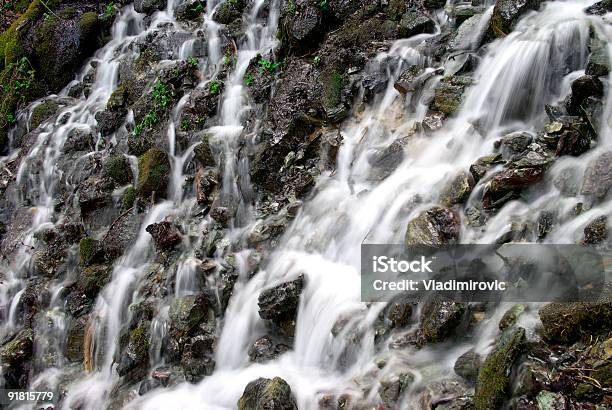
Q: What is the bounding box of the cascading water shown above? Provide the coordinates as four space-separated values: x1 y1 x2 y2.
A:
1 0 611 409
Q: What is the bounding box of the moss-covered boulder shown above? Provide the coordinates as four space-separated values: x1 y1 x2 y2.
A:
105 154 133 185
0 328 34 388
487 0 542 39
134 0 168 15
431 75 472 115
193 134 215 167
169 294 209 335
440 171 474 206
474 327 526 410
237 376 298 410
116 321 151 380
539 300 612 344
212 0 246 25
137 148 170 199
79 237 103 266
30 99 59 129
122 185 137 209
420 298 466 342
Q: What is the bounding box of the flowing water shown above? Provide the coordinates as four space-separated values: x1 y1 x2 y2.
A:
1 0 611 409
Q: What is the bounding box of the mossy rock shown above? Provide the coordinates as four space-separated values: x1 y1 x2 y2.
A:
193 134 215 167
79 237 103 266
79 265 112 297
122 185 137 209
129 323 150 362
432 75 473 115
539 300 612 344
137 148 170 199
474 327 525 410
105 155 133 185
30 100 59 129
169 294 208 334
237 376 298 410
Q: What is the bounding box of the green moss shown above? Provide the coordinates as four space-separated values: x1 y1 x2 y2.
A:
77 12 99 40
122 185 137 209
129 324 150 362
80 265 111 296
539 301 612 344
30 100 58 129
474 327 525 410
592 361 611 387
137 148 170 198
323 71 343 109
79 237 99 266
105 154 133 185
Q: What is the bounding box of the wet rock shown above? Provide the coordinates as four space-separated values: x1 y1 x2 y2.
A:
469 154 504 182
422 111 446 132
146 221 182 250
424 0 446 9
210 206 231 226
454 350 480 383
449 13 485 52
488 0 542 38
539 300 612 343
398 11 435 38
507 143 553 168
101 209 142 260
117 322 151 381
498 132 533 157
193 134 216 167
580 151 612 200
181 352 215 383
405 206 460 246
420 298 466 342
483 167 545 210
512 361 550 398
169 294 209 335
213 0 246 25
237 377 298 410
419 379 472 409
32 229 68 277
63 128 95 153
431 75 472 115
585 35 610 77
279 2 325 54
79 237 104 266
499 304 525 330
536 210 555 239
368 138 407 180
175 0 206 21
583 215 607 244
78 176 114 213
258 275 305 336
565 75 603 117
379 372 415 408
584 0 612 15
180 87 221 132
105 155 133 186
134 0 168 14
195 168 219 205
474 327 526 410
137 148 171 199
0 328 34 388
65 315 90 362
95 109 125 137
440 171 474 206
374 296 414 343
30 100 59 129
248 336 290 363
535 391 568 410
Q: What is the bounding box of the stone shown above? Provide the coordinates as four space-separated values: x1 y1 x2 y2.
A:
0 328 34 388
134 0 168 14
398 12 435 38
483 167 545 209
565 75 603 117
146 221 181 250
169 294 209 334
535 391 568 410
237 377 298 410
431 76 472 115
440 171 474 206
539 300 612 344
488 0 542 38
258 275 304 336
137 148 171 199
581 151 612 200
470 154 504 182
248 336 290 363
105 155 133 186
454 350 480 383
474 327 526 410
420 298 466 343
584 0 612 15
586 35 610 77
405 206 460 246
379 372 415 407
583 215 607 244
499 304 525 330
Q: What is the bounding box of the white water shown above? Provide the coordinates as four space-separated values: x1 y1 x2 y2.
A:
0 0 610 409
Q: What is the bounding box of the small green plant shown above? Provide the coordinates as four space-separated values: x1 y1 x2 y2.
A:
287 0 296 15
187 57 199 67
319 0 328 12
258 58 281 75
12 58 36 102
191 2 204 13
6 113 16 125
222 48 233 67
132 81 171 137
152 81 171 109
244 72 254 86
104 2 117 17
208 80 220 95
228 0 238 5
42 12 50 20
313 55 321 66
180 118 190 131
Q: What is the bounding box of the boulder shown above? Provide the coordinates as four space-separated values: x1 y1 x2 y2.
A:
584 0 612 15
454 350 480 383
488 0 542 38
30 100 59 129
420 298 466 342
431 76 472 115
134 0 168 14
440 171 474 206
474 327 526 409
146 221 181 250
213 0 246 25
237 377 298 410
248 336 290 363
79 237 104 266
580 151 612 200
539 300 612 344
77 176 114 213
565 75 603 117
137 148 171 199
379 372 415 408
193 135 215 167
0 328 34 388
499 304 525 330
279 2 325 54
117 322 151 381
405 207 460 246
258 275 305 336
169 294 209 335
483 167 544 209
469 154 504 182
583 215 607 244
105 155 134 186
398 12 435 38
586 35 610 77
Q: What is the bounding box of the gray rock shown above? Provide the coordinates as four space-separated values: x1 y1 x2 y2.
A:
398 12 435 38
581 151 612 200
406 206 461 246
420 298 466 342
258 275 304 336
237 377 298 410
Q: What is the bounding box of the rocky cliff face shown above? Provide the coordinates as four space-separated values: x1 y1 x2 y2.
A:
0 0 611 409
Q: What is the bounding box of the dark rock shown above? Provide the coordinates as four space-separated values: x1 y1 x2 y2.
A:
63 128 95 153
137 148 171 199
498 132 532 156
368 138 407 180
0 328 34 388
30 100 59 129
146 221 181 250
79 237 104 266
181 352 215 383
95 109 125 136
422 111 446 132
424 0 446 9
440 171 474 206
499 304 525 330
565 75 603 117
237 377 298 410
488 0 542 38
483 167 545 210
474 327 526 410
398 12 435 38
77 176 114 213
405 206 460 246
454 350 480 383
584 0 612 15
374 295 414 343
248 336 290 363
258 275 305 336
379 372 415 408
116 322 151 381
105 155 133 186
101 209 142 260
213 0 246 25
65 315 90 362
581 151 612 200
134 0 168 14
585 35 610 77
279 2 325 54
193 134 216 167
539 300 612 343
176 0 206 21
512 361 550 398
583 215 607 244
195 168 219 205
470 154 504 182
420 298 466 342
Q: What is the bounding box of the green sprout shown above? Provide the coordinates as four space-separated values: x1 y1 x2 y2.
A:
258 58 281 74
6 113 16 125
191 3 204 13
244 72 254 86
313 55 321 66
187 57 199 67
104 2 117 17
208 80 220 95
